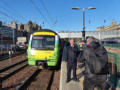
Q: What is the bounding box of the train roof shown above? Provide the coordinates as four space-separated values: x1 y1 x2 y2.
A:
33 29 58 35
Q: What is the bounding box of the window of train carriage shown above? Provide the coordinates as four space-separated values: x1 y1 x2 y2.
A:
31 35 55 50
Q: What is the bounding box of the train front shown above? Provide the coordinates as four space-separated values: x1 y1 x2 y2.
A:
27 31 59 68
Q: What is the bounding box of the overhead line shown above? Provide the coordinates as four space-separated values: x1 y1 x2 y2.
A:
29 0 51 27
40 0 58 28
1 0 27 21
0 5 20 22
0 10 17 21
40 0 53 22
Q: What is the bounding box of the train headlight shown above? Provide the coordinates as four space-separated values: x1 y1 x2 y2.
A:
30 50 35 55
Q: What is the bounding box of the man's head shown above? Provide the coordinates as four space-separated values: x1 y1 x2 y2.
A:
69 38 75 46
86 37 96 46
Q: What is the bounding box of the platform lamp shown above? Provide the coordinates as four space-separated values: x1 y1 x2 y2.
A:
72 7 96 41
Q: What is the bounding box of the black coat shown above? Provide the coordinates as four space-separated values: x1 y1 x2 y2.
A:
62 44 78 63
77 41 108 81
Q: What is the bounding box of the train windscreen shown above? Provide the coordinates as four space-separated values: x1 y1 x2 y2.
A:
31 35 55 50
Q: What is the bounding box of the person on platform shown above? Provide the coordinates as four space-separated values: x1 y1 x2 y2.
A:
62 39 79 83
77 37 109 90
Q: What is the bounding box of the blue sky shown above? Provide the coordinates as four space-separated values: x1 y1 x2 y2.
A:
0 0 120 31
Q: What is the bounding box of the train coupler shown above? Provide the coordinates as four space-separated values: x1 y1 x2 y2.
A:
37 61 47 69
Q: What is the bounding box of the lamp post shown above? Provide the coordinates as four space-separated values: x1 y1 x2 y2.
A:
72 7 96 41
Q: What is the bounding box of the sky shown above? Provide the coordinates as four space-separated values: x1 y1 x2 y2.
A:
0 0 120 31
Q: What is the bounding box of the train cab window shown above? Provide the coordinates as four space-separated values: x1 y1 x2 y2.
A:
31 35 55 50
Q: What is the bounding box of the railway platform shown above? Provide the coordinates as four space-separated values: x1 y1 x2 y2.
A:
60 61 84 90
60 61 120 90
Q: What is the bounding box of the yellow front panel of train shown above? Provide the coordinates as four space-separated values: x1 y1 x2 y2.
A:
33 32 55 36
32 50 54 60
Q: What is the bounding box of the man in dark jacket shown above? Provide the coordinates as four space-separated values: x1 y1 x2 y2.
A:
77 37 108 90
62 39 79 83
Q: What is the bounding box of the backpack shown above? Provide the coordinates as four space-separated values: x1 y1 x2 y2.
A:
87 46 111 75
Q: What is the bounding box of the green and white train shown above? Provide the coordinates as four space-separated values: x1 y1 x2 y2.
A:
27 29 61 68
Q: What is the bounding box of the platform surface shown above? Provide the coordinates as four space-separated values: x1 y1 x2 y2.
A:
60 61 84 90
59 61 120 90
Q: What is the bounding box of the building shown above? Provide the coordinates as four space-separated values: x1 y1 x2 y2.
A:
96 20 120 31
5 21 18 30
5 21 41 33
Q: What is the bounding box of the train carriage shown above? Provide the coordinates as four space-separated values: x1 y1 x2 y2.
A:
27 29 60 68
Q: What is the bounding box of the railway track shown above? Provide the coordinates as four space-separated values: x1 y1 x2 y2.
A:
2 66 38 90
0 60 28 81
0 53 27 69
0 59 27 73
0 53 56 90
16 69 55 90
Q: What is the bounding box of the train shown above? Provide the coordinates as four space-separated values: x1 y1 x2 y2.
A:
0 27 16 54
0 34 13 44
101 39 120 48
101 39 120 44
27 29 61 68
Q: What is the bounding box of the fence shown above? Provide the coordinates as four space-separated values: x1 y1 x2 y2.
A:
108 52 120 88
104 44 120 49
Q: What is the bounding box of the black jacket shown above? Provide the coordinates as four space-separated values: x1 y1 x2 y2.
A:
62 44 78 63
77 41 108 81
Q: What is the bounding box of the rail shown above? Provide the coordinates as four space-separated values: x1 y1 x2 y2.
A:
16 68 39 90
16 69 54 90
